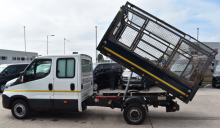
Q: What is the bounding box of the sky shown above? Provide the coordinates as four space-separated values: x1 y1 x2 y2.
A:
0 0 220 62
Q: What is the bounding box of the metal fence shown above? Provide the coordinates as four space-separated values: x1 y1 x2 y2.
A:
108 2 217 87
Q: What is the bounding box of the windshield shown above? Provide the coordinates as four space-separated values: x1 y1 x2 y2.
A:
170 64 192 72
215 65 220 72
0 65 7 73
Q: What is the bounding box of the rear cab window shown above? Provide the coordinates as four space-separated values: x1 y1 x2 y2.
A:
57 58 75 78
82 59 92 72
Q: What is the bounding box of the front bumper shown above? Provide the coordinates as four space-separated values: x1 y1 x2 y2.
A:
2 94 10 109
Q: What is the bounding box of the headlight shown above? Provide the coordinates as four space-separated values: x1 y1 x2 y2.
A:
5 82 12 89
138 76 142 80
5 81 15 89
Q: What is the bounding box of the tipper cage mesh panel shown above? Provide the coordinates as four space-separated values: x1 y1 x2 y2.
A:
109 2 217 87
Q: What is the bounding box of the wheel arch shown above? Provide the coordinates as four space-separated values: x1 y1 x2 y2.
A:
9 95 31 109
121 97 148 112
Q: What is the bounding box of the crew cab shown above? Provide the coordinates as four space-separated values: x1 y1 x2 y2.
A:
2 54 93 119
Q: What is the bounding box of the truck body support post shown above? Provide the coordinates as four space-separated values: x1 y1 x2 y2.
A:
123 72 133 100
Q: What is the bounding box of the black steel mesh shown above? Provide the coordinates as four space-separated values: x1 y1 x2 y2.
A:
145 21 180 46
118 26 138 48
109 4 216 86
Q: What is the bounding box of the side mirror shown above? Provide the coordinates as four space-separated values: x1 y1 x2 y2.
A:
20 71 25 83
211 69 214 73
212 63 214 66
4 71 8 76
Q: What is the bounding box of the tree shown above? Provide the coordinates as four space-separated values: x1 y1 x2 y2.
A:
98 54 103 62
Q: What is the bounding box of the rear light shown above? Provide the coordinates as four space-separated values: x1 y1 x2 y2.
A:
95 98 99 102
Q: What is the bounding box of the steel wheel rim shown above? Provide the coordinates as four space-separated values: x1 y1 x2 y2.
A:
127 107 142 122
14 103 26 117
94 83 98 90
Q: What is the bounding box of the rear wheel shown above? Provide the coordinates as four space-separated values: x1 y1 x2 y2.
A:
11 100 31 119
93 83 99 91
123 102 146 125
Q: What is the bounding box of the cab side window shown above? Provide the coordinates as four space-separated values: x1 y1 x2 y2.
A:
57 58 75 78
25 59 52 82
35 60 52 80
25 62 36 82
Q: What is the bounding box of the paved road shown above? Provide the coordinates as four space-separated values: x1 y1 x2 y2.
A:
0 87 220 128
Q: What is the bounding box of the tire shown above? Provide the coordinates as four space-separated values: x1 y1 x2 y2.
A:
11 100 31 119
93 83 99 91
212 80 216 88
123 102 146 125
0 83 6 93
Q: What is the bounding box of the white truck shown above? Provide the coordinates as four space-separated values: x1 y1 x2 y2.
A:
2 2 216 125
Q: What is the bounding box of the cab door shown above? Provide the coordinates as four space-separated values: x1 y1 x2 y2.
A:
22 59 53 109
53 57 79 110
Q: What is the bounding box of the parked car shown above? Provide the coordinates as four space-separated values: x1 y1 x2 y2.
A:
93 63 123 90
0 63 29 93
212 64 220 88
118 68 143 89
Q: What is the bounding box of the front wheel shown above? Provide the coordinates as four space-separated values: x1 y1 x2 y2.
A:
123 102 146 125
11 100 31 119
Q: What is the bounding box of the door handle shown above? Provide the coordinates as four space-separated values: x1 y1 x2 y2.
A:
70 83 75 90
48 83 53 90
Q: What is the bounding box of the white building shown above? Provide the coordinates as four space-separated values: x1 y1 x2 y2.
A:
0 49 38 65
202 42 220 60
